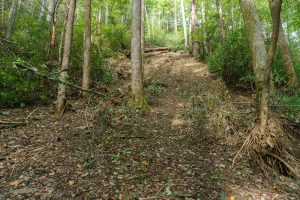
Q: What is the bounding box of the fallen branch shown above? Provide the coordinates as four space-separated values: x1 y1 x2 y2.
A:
144 47 171 53
13 62 107 98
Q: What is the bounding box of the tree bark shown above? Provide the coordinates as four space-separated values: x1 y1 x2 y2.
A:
38 0 47 20
141 0 145 81
267 0 299 89
181 0 188 49
82 0 91 90
191 0 200 58
201 0 209 55
47 0 56 22
216 0 226 41
259 0 281 133
1 0 5 22
131 0 144 104
105 2 108 24
56 0 76 114
174 0 178 34
145 3 150 38
5 0 18 40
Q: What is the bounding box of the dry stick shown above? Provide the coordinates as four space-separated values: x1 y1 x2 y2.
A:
13 62 107 98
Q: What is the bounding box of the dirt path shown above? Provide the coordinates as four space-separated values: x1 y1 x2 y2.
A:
0 52 299 199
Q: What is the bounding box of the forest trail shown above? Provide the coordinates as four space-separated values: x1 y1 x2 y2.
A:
0 52 299 199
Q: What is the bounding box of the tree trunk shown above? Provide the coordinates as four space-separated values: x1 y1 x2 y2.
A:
151 9 154 38
82 0 91 90
131 0 145 105
141 0 145 81
105 2 108 24
174 0 178 34
259 0 281 133
216 0 226 41
47 0 56 22
97 0 102 51
56 0 76 114
5 0 18 40
278 25 299 89
267 1 299 89
38 0 47 20
201 0 209 55
181 0 188 49
145 4 150 38
191 0 200 58
1 0 5 22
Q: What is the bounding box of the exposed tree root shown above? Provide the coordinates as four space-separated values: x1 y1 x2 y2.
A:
233 117 300 179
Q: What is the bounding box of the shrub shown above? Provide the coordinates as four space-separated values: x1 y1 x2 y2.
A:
207 29 253 89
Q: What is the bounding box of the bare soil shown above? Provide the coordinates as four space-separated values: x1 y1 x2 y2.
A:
0 52 299 199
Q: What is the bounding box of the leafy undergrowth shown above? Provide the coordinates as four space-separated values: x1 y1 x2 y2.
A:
0 52 299 199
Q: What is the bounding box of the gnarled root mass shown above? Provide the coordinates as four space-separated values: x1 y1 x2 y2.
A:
234 117 300 179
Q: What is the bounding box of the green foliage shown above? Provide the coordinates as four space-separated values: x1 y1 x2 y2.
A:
145 81 166 95
102 24 131 52
0 63 46 107
207 29 253 88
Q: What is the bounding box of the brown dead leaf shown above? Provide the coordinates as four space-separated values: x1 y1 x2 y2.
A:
68 180 75 186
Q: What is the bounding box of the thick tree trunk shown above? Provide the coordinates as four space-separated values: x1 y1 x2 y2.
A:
47 0 56 22
216 0 226 41
5 0 18 40
191 0 200 58
56 0 76 114
82 0 91 90
240 0 267 104
131 0 145 105
181 0 188 49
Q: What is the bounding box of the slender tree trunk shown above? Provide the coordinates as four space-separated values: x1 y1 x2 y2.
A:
240 0 281 133
131 0 145 105
47 0 58 66
97 0 102 51
181 0 188 49
1 0 5 22
151 9 154 38
56 0 76 114
105 2 108 25
191 0 200 58
267 1 299 89
5 0 18 40
82 0 91 90
201 0 209 55
216 0 226 41
259 0 281 133
38 0 47 20
158 11 161 29
141 0 145 81
47 0 56 22
145 4 150 38
174 0 178 34
18 0 22 9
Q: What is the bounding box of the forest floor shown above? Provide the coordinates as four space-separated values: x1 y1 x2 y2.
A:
0 51 300 200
